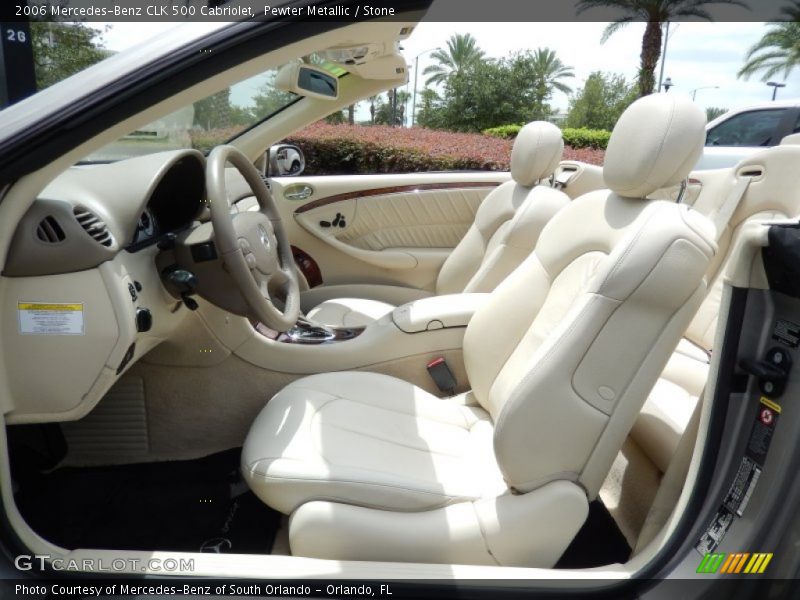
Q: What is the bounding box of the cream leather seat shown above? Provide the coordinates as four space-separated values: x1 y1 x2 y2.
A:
242 95 716 567
306 121 569 327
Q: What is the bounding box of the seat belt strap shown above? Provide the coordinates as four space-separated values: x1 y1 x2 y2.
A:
552 168 576 190
711 176 752 241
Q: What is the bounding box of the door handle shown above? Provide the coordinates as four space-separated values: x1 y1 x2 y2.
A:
285 185 313 200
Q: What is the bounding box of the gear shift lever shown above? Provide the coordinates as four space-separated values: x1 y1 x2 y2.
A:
286 317 336 342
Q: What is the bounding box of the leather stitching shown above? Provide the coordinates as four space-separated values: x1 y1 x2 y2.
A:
596 203 662 298
323 419 470 459
245 469 467 512
470 501 502 566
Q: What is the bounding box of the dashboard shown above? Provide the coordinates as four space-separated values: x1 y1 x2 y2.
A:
3 149 208 423
3 150 206 277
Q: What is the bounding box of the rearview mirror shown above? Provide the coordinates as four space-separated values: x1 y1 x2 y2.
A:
268 144 305 177
275 63 339 100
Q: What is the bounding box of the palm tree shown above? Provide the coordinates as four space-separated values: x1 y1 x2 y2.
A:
706 106 728 121
577 0 750 97
738 21 800 81
395 90 411 125
530 48 575 95
422 33 485 87
524 48 575 119
368 95 379 124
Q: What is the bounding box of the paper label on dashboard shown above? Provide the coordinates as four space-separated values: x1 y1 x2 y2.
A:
18 302 84 335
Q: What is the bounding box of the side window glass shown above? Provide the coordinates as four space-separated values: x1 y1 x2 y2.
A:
706 109 786 147
792 111 800 134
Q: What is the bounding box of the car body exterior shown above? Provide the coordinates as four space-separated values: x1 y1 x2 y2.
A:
696 99 800 170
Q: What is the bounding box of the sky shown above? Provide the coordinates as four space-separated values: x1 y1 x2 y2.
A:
98 21 799 124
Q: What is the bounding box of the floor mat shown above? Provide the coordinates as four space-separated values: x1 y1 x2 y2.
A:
14 448 280 554
555 500 632 568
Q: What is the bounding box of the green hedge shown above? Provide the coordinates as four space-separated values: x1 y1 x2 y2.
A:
481 124 523 139
562 128 611 149
283 136 504 175
483 124 612 150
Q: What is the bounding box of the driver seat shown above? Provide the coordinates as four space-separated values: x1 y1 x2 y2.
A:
242 95 716 567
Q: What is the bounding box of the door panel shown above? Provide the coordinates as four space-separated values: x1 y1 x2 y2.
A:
265 172 510 291
313 185 491 251
294 184 496 270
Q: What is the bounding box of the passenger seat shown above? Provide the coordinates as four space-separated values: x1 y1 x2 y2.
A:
306 121 570 327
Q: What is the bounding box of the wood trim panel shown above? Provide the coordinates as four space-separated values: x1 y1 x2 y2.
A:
291 245 323 288
293 181 501 214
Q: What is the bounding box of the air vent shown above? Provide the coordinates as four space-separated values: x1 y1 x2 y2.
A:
73 207 114 247
35 216 65 243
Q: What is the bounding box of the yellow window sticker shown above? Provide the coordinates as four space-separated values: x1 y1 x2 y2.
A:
18 302 84 335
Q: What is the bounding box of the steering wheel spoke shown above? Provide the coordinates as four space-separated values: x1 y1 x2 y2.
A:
206 145 300 332
251 270 268 298
273 265 293 286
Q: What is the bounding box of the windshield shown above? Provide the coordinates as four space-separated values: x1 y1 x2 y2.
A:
83 68 298 162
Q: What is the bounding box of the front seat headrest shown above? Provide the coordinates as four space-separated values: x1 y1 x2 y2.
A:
510 121 564 187
603 94 706 198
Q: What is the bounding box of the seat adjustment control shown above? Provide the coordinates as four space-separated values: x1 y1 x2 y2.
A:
320 212 346 229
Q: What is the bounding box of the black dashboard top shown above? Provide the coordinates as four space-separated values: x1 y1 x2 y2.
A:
128 155 205 251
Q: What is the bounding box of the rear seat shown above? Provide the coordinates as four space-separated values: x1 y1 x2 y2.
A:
634 340 709 472
600 144 800 549
631 143 800 475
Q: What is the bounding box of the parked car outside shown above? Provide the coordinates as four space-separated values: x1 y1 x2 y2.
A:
695 99 800 170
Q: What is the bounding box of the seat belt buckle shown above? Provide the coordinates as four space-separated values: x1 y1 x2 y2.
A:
427 357 456 395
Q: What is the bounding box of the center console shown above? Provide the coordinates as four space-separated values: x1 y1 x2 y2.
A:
203 293 491 375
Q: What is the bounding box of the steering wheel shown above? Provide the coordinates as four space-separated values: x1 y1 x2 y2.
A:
206 145 300 332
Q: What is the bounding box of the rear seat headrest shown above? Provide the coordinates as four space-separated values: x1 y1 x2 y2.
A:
780 132 800 145
510 121 564 187
604 94 706 199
